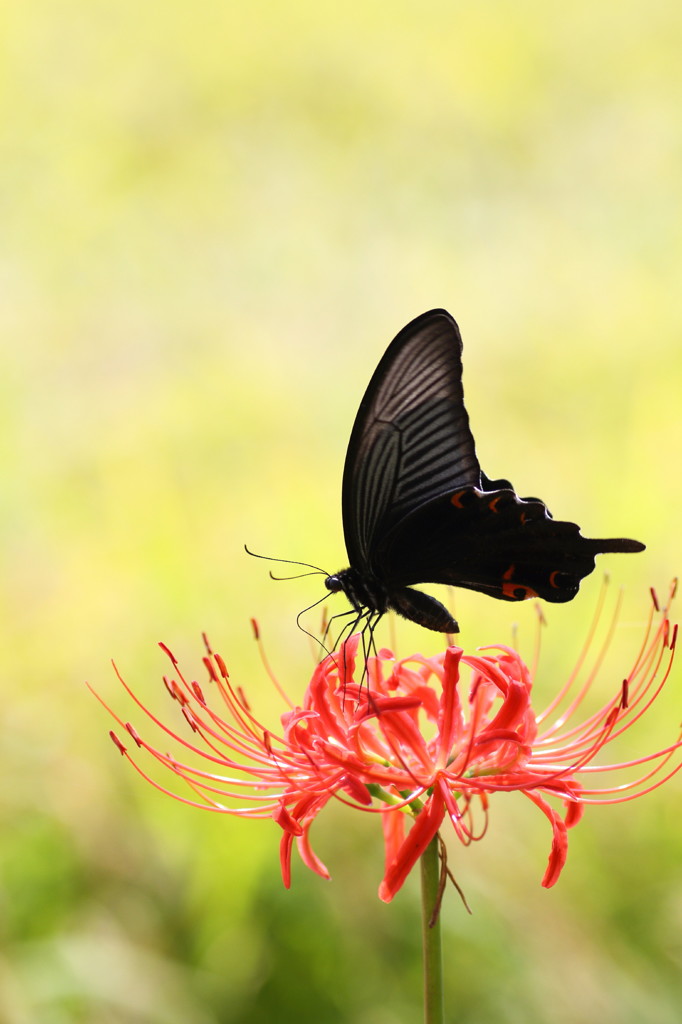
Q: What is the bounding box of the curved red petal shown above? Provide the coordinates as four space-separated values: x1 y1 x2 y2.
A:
279 831 293 889
379 796 446 903
524 790 569 888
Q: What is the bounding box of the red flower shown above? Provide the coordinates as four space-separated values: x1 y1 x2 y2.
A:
94 586 680 902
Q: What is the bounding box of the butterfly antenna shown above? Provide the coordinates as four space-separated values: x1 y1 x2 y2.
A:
269 569 327 581
244 544 329 575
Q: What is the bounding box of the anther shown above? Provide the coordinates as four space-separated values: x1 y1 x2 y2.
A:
670 623 678 651
158 642 178 666
203 656 219 683
125 722 142 746
182 707 198 732
165 678 187 705
109 731 127 755
621 678 629 709
163 675 177 700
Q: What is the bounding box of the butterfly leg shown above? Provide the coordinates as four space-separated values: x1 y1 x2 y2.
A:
321 607 358 649
362 611 383 668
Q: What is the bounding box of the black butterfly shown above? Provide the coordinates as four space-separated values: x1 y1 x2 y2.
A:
324 308 645 635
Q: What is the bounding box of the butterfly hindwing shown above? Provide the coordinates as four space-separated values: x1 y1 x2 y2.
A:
375 483 642 603
342 309 481 573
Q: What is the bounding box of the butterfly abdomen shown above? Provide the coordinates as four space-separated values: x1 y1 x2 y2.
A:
387 587 459 634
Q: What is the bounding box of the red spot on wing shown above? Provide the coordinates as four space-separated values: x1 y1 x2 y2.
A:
502 564 537 600
549 570 561 589
502 582 538 600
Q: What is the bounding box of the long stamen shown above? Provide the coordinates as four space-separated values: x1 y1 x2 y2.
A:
93 582 680 901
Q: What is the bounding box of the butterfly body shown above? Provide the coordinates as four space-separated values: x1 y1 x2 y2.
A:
334 308 644 635
325 568 458 633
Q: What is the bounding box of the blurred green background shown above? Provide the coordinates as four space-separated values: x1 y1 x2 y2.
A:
2 1 682 1021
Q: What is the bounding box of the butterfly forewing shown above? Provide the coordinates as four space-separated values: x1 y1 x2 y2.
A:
342 310 481 571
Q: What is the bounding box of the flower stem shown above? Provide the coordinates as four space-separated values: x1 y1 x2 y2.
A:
420 835 444 1024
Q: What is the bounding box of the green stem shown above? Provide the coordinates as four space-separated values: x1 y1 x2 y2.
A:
420 836 444 1024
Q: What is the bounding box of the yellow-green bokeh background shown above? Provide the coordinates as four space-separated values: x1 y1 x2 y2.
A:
3 2 682 1021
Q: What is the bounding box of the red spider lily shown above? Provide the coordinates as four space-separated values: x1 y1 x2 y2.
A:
93 585 680 903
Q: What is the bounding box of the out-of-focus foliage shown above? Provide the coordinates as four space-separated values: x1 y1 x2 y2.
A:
2 1 681 1021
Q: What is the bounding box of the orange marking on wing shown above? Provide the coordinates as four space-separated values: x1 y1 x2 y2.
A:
450 490 466 508
502 582 538 600
549 570 561 589
488 496 501 513
501 565 536 599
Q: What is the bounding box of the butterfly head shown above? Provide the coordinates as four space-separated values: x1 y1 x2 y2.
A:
324 567 390 616
324 573 343 594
